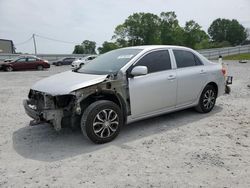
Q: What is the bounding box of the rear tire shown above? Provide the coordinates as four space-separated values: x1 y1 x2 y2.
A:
37 65 43 70
195 85 217 113
81 100 123 144
5 66 13 72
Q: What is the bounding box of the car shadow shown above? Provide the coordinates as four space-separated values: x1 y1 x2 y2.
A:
12 106 222 162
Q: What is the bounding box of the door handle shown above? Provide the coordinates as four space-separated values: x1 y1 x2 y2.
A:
167 75 176 80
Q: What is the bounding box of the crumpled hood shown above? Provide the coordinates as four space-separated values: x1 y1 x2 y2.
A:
32 71 108 95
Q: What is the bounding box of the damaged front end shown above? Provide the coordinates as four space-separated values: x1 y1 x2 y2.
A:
23 73 130 131
23 90 76 130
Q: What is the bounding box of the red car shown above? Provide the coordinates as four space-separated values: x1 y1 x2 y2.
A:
2 56 50 71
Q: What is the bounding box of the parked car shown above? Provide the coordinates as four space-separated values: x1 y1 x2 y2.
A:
4 58 13 62
52 57 77 66
0 58 13 70
2 56 50 71
71 55 98 69
24 45 228 144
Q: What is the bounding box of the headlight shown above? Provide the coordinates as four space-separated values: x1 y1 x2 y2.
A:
55 95 74 108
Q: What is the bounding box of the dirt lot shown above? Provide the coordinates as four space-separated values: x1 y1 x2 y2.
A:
0 61 250 187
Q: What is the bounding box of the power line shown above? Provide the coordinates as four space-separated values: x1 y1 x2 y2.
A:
15 36 33 46
35 34 102 46
35 34 76 44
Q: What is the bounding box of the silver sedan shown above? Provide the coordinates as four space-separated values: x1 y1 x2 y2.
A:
24 45 226 143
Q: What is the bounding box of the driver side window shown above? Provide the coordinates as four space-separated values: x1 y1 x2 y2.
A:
16 58 27 63
134 50 172 74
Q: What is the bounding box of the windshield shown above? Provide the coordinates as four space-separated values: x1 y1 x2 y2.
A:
77 48 142 74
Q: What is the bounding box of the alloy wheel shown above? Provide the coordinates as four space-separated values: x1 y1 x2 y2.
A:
92 109 119 138
203 89 215 110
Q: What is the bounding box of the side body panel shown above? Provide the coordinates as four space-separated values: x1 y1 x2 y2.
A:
175 66 208 107
128 69 177 118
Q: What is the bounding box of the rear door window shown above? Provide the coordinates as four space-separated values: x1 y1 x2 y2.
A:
27 58 37 62
173 50 203 68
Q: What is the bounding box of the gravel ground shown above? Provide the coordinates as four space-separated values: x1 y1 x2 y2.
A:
0 61 250 188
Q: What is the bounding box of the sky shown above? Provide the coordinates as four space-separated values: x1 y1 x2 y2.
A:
0 0 250 54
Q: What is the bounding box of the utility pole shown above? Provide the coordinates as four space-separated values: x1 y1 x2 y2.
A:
32 34 37 55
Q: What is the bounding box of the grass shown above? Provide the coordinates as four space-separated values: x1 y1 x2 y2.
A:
223 53 250 60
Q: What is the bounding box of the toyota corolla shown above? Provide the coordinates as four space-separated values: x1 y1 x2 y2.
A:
24 45 227 144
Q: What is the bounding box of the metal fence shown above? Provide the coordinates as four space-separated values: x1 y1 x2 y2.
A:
1 45 250 61
197 45 250 59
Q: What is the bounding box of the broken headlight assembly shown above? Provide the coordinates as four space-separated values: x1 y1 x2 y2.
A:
54 95 74 108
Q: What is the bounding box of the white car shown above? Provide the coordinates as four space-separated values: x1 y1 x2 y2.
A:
71 55 97 69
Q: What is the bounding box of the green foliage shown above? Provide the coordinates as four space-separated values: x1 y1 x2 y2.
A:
183 20 209 48
113 13 161 46
98 41 120 54
82 40 96 54
73 45 84 54
112 12 209 49
73 40 97 54
74 13 248 54
160 12 184 45
208 18 247 45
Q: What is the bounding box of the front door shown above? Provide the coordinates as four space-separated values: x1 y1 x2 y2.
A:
12 58 27 70
128 50 177 118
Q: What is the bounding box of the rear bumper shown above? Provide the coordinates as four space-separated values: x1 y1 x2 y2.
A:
226 76 233 85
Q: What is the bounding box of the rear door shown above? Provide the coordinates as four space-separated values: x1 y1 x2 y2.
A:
27 57 38 69
173 49 208 107
128 49 177 118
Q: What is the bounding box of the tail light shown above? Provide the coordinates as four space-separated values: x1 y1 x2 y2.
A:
221 63 227 77
221 67 226 76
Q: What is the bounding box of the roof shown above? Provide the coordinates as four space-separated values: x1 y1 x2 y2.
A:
123 45 192 51
0 39 14 42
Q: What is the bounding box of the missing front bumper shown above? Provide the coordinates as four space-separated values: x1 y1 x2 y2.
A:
23 99 63 131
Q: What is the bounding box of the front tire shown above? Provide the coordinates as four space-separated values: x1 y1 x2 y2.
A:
81 100 123 144
195 85 217 113
37 65 43 70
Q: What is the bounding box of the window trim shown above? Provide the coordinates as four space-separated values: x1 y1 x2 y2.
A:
127 49 174 75
172 49 204 69
15 58 27 63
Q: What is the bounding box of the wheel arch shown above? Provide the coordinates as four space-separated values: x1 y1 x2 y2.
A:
205 82 218 97
80 91 127 123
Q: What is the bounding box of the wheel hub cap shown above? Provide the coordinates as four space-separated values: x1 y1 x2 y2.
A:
93 109 119 138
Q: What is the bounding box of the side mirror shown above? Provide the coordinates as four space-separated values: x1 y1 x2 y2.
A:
130 66 148 77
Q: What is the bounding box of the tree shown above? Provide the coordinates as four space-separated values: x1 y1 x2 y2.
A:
98 41 119 54
183 20 209 48
208 18 247 45
113 13 161 46
73 45 84 54
160 12 184 45
82 40 96 54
